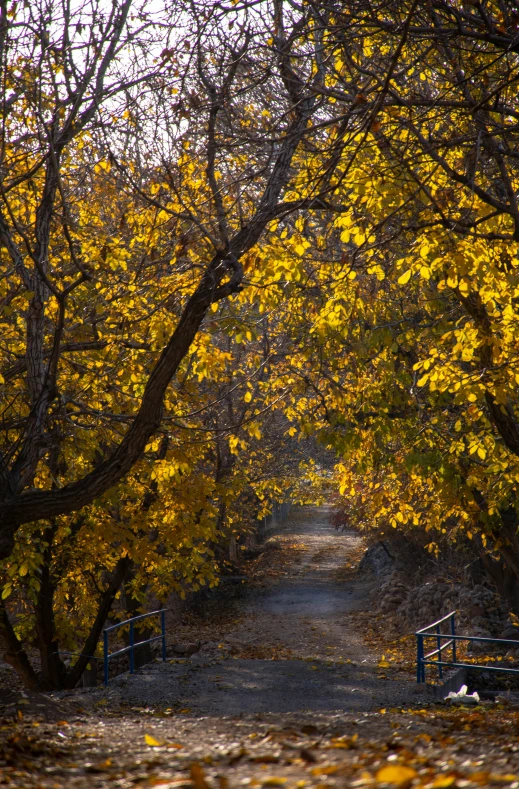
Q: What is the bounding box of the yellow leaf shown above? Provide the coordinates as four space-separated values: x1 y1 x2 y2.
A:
145 734 165 747
262 779 287 787
419 265 431 280
244 391 252 403
398 270 412 285
378 655 390 668
376 764 417 785
310 765 339 776
431 777 457 788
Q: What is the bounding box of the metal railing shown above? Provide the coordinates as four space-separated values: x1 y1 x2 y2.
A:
103 609 167 686
416 611 519 684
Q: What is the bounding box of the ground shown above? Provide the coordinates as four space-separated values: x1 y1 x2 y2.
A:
2 506 519 788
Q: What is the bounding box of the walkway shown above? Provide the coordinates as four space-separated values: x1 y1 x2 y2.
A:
112 505 414 713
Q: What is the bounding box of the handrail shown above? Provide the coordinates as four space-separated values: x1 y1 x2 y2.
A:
416 611 519 684
416 611 457 634
104 609 165 632
424 639 454 660
103 609 167 686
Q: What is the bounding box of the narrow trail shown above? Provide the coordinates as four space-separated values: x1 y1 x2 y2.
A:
114 505 415 714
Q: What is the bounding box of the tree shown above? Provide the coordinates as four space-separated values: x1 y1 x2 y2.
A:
0 0 361 557
275 0 519 602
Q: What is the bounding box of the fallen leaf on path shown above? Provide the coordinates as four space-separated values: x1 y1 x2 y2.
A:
375 764 417 786
251 754 280 763
145 734 165 747
261 778 287 787
191 763 210 789
311 765 340 776
330 734 358 749
431 777 457 788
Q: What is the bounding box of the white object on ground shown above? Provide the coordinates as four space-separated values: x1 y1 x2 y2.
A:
445 684 480 704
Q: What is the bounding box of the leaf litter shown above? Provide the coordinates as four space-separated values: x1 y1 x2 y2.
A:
0 508 518 788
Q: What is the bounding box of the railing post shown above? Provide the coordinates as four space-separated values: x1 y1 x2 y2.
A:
436 625 443 679
129 621 135 674
161 610 167 661
104 630 109 687
451 613 456 665
416 634 424 683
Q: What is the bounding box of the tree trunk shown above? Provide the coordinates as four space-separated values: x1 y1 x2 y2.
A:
35 524 68 689
65 555 129 688
0 597 42 691
480 552 519 615
122 566 153 670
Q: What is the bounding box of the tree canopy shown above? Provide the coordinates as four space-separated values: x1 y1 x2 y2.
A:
3 0 519 688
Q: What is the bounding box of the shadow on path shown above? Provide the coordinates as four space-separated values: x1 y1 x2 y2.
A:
112 505 415 714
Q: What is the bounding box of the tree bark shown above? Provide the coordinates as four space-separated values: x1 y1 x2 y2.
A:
121 565 153 671
35 524 68 689
0 597 42 691
65 555 129 688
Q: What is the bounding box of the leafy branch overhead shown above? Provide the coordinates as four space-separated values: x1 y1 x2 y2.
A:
4 0 519 692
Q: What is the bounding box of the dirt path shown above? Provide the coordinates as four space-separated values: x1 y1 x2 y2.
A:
4 506 519 789
110 505 415 715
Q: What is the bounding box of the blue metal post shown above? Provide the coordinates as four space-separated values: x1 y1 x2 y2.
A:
161 610 166 661
129 621 134 674
436 625 443 679
451 613 457 665
104 630 109 686
416 634 423 683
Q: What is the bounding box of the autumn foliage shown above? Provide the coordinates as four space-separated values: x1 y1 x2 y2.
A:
2 0 519 688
